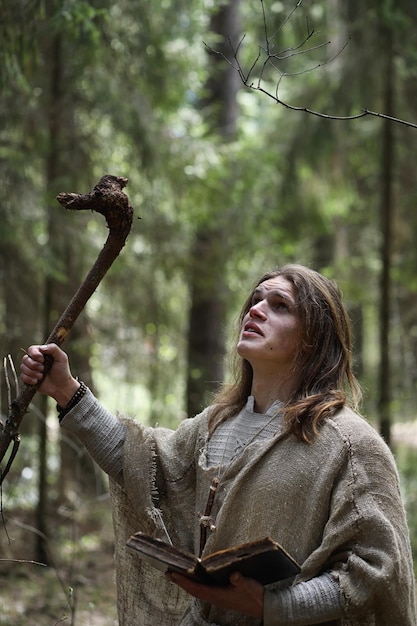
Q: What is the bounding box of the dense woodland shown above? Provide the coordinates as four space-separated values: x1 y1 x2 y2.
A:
1 1 417 623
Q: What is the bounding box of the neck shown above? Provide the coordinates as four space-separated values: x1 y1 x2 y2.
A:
251 373 294 414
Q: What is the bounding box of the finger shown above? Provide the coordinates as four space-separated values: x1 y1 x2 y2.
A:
166 573 218 602
229 573 264 617
21 354 44 374
39 343 68 363
230 572 243 586
24 345 45 363
20 363 43 386
20 346 49 384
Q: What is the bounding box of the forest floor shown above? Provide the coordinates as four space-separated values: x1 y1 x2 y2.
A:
0 495 118 626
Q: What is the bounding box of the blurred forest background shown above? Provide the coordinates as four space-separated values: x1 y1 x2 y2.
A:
1 0 417 624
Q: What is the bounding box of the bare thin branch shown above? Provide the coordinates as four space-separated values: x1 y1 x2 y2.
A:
7 354 19 397
207 0 417 129
269 33 327 62
265 0 305 48
360 109 417 130
0 558 47 566
268 35 351 82
3 356 11 414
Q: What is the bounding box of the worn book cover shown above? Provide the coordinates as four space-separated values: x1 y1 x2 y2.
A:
126 532 300 586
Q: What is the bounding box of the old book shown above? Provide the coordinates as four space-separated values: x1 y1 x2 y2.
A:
126 532 300 586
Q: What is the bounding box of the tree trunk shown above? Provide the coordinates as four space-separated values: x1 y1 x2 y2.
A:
35 23 65 565
186 0 241 416
34 16 99 559
36 394 49 564
377 16 395 446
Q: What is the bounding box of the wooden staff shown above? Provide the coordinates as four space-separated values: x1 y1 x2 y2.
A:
0 174 134 484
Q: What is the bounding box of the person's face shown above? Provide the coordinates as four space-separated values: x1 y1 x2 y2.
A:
237 276 302 373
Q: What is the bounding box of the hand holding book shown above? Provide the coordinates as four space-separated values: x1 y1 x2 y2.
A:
167 568 265 619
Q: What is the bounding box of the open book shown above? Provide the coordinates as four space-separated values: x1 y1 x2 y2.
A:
126 532 300 586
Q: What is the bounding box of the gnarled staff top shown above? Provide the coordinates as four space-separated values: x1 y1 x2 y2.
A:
57 174 133 241
50 174 134 345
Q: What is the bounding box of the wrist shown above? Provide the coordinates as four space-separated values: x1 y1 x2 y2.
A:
56 380 88 422
53 379 80 408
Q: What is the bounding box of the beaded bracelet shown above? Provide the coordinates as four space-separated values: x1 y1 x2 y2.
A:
57 380 88 422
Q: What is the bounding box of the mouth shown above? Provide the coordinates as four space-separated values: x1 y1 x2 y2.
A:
243 321 263 336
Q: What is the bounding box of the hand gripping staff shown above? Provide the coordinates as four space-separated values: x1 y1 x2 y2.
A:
0 175 134 485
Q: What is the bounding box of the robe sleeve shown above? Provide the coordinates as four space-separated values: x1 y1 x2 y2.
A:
60 388 126 482
263 573 341 625
300 417 416 624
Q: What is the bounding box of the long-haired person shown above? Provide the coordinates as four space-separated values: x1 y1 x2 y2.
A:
21 264 416 626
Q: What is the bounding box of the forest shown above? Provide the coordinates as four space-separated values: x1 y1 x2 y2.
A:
1 0 417 624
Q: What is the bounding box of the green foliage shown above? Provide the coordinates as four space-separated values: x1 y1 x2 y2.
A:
1 0 417 452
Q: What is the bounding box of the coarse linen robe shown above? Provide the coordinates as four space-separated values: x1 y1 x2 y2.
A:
105 405 416 626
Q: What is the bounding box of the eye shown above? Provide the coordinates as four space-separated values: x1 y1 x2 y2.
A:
270 296 289 311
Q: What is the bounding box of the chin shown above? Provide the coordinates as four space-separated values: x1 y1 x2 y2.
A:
236 343 251 361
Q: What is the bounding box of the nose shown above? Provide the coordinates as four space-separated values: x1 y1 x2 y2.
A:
249 301 267 319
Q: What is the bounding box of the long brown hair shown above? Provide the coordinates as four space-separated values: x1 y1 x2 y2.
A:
208 264 362 442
